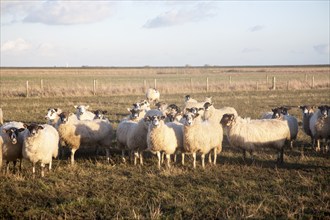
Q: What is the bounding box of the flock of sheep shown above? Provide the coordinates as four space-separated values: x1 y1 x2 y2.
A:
0 88 329 177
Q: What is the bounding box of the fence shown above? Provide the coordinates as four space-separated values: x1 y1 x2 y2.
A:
3 74 329 98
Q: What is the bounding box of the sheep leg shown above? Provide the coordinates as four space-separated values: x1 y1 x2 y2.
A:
156 151 161 169
213 148 217 165
161 152 165 164
201 154 205 169
70 149 77 165
316 140 321 152
166 154 171 168
19 159 22 172
181 153 185 166
193 153 196 169
32 163 36 178
134 152 138 166
41 163 45 177
49 160 52 171
173 154 177 163
5 161 10 174
277 148 284 164
105 148 110 163
290 140 294 150
121 150 126 163
208 153 212 164
242 149 247 161
139 152 143 165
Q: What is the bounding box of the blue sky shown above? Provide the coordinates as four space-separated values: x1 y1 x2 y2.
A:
1 0 329 67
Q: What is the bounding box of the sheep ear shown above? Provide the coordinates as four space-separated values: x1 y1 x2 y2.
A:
37 125 44 130
194 113 200 118
74 105 78 109
160 115 166 120
198 108 204 111
23 124 28 128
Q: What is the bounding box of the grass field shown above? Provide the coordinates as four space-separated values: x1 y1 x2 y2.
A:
0 66 330 219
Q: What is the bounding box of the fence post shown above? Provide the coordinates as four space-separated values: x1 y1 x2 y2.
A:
93 79 97 95
144 80 147 91
229 76 232 85
206 77 209 92
272 77 276 90
26 81 29 98
40 79 44 97
312 76 315 89
154 79 157 89
266 75 269 84
256 81 259 91
287 81 289 90
190 78 193 92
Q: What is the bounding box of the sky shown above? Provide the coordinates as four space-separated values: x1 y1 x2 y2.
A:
0 0 329 67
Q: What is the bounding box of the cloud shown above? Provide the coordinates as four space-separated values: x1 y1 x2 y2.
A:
242 48 262 53
1 38 32 52
143 2 218 28
1 1 114 25
248 25 265 32
313 44 329 55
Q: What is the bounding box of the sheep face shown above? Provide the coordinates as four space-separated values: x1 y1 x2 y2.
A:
94 110 107 119
26 124 44 137
148 115 165 127
129 108 142 120
185 95 191 102
318 105 329 118
183 113 199 126
271 108 282 119
3 127 23 144
203 102 213 111
59 112 71 124
299 105 315 115
74 105 89 115
220 114 235 127
45 108 60 120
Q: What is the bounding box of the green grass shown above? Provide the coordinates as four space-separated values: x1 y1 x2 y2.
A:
0 67 330 219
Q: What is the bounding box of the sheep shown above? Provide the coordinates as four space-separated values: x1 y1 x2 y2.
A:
74 105 96 120
0 108 3 125
155 102 168 112
21 123 59 177
184 95 198 103
220 114 290 164
146 115 184 169
183 97 212 114
116 108 144 162
57 112 113 165
45 108 63 127
183 112 223 169
164 104 184 123
309 105 330 152
126 109 163 165
132 100 151 112
203 102 238 124
146 88 160 103
93 110 108 120
0 121 25 173
271 107 299 149
299 106 315 144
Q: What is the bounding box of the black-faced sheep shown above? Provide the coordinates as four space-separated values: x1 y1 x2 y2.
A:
309 105 330 152
203 102 238 124
183 112 223 169
21 123 59 177
299 105 315 145
0 121 25 173
146 115 184 169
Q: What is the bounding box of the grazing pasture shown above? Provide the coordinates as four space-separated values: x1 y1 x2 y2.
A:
0 66 329 219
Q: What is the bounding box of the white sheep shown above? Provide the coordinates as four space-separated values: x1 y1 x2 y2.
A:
126 109 163 165
0 121 25 173
203 102 238 124
146 88 160 103
74 105 96 120
57 112 113 165
271 107 299 149
146 115 184 169
21 123 59 177
183 112 223 169
220 114 290 164
0 108 3 125
299 105 315 145
116 109 143 162
309 105 330 152
184 95 198 103
183 97 212 114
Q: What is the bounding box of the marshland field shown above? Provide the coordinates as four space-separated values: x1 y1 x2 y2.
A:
0 65 329 219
